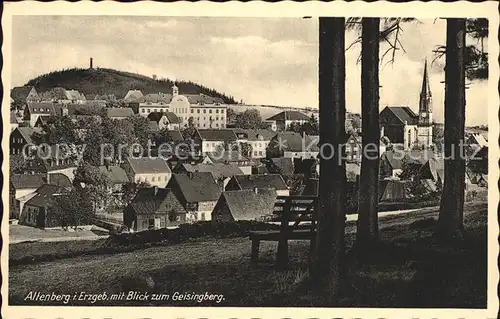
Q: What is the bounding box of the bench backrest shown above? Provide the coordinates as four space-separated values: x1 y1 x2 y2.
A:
273 195 318 234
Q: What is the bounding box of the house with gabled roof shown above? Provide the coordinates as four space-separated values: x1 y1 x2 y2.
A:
122 157 171 187
106 107 134 120
233 129 276 159
137 93 172 116
267 132 319 159
23 102 68 127
225 174 290 197
98 165 130 202
212 188 277 222
193 129 238 154
175 162 243 189
147 111 181 130
11 86 40 110
19 184 71 228
10 127 43 155
25 145 79 181
124 187 187 232
266 110 310 131
166 172 222 221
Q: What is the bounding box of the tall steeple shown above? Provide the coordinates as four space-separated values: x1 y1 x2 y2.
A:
418 59 432 126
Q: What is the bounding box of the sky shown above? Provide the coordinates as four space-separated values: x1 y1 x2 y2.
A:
11 16 489 125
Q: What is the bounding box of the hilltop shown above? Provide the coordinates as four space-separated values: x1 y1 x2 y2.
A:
24 68 237 103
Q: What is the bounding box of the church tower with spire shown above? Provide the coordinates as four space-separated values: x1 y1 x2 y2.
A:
417 59 433 147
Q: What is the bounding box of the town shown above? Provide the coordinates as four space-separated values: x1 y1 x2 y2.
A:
9 59 488 236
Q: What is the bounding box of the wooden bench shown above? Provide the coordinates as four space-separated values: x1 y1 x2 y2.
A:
249 195 318 269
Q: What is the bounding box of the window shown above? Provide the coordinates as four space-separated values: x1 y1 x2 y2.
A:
259 151 263 156
200 212 206 221
147 109 151 113
197 109 200 114
165 175 168 181
209 109 212 114
152 176 156 182
216 116 219 121
203 109 206 114
141 109 145 113
203 124 206 127
221 109 225 114
191 109 194 113
154 109 157 112
216 123 219 127
216 109 219 114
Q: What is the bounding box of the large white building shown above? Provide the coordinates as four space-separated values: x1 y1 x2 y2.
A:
136 84 227 129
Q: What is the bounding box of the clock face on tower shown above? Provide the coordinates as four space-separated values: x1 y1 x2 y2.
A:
421 112 427 118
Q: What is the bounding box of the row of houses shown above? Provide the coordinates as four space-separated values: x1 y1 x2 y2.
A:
11 166 291 229
11 85 321 134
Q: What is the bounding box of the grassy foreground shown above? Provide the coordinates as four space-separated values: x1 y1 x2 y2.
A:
9 202 487 307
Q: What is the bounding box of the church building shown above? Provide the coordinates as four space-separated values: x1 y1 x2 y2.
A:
380 60 433 149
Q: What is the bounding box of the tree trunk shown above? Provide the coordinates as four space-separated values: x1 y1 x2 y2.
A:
438 18 467 239
356 18 380 250
310 17 347 296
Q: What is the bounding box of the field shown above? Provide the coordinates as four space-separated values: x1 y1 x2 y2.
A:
9 202 487 307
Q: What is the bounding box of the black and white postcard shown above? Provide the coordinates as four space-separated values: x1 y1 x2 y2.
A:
1 2 499 318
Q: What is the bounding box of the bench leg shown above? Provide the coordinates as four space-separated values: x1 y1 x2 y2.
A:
276 238 288 270
251 238 260 264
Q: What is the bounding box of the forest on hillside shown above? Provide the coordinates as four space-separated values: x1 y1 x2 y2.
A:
25 68 237 103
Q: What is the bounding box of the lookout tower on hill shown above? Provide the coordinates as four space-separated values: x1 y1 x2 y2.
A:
89 57 93 69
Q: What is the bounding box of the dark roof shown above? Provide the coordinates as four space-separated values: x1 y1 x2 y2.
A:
147 112 165 123
126 158 171 174
233 129 276 141
107 107 134 118
11 86 34 100
383 106 419 125
13 127 43 144
98 166 130 184
129 187 187 215
271 132 319 152
171 172 221 202
220 188 277 220
26 102 63 116
181 163 243 180
164 112 180 124
47 173 73 188
24 184 65 207
197 129 237 142
267 110 310 122
381 151 404 170
10 174 46 189
231 174 288 191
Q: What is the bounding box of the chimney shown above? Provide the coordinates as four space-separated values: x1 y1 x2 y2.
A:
90 57 93 69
